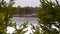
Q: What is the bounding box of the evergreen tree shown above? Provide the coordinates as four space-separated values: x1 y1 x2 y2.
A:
31 24 41 34
37 0 60 34
0 0 18 34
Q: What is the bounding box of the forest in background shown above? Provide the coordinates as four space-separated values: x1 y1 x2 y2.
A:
14 7 37 17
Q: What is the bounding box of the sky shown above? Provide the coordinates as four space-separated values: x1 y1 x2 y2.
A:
5 0 40 7
5 0 60 7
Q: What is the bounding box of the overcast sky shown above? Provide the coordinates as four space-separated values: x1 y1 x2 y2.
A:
14 0 40 7
5 0 60 7
5 0 40 7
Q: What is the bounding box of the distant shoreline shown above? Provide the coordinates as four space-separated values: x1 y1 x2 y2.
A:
13 15 37 18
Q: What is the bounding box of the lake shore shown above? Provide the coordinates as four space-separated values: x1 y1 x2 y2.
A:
13 15 37 18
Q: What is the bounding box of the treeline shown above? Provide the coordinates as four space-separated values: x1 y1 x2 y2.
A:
14 7 37 16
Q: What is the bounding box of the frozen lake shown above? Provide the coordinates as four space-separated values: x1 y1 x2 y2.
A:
11 17 38 26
